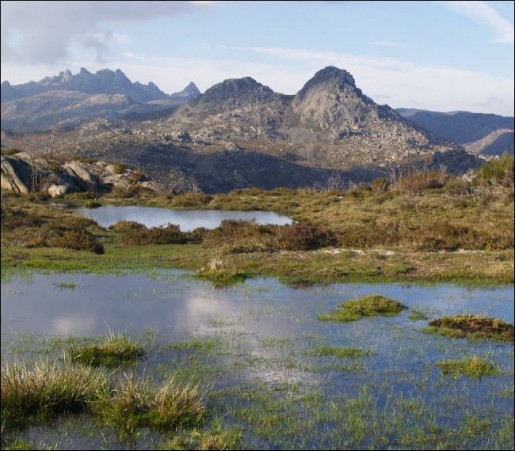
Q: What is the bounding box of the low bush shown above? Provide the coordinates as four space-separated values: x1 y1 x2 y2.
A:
47 228 104 254
119 223 188 246
202 220 278 253
170 193 213 208
276 221 338 251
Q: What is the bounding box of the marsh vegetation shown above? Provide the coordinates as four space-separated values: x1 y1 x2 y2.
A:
1 158 513 449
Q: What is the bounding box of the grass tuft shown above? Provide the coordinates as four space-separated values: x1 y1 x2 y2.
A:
1 359 108 427
96 373 207 435
437 356 500 379
70 333 146 367
319 295 407 322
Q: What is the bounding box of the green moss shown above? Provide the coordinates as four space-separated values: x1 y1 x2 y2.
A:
427 315 514 342
319 295 407 322
437 356 500 379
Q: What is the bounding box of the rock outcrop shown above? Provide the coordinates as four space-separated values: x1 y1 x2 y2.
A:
0 152 159 197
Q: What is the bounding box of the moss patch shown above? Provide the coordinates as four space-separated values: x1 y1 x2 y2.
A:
427 315 514 342
318 295 407 322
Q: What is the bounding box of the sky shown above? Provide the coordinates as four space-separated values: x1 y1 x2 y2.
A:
1 1 514 116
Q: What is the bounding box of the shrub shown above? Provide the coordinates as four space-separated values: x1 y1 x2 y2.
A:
48 229 104 254
276 222 338 251
171 193 213 208
110 221 147 233
477 152 514 186
203 220 278 253
120 223 188 245
370 177 390 193
110 162 128 174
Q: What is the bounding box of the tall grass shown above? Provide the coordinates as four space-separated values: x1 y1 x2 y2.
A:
1 359 108 427
95 373 207 435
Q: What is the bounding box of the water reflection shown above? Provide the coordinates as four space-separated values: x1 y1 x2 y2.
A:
73 206 292 230
1 271 513 449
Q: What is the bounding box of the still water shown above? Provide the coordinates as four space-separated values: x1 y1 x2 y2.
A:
73 206 292 230
1 271 513 449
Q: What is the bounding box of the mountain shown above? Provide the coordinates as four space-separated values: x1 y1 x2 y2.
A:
1 68 169 103
397 108 514 156
1 69 201 132
1 66 483 193
164 66 464 169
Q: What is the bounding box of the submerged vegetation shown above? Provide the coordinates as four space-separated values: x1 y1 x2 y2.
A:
437 356 500 379
318 295 407 322
426 314 514 342
1 159 513 449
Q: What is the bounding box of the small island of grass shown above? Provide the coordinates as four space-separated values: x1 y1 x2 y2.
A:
70 333 146 367
425 315 514 342
437 356 500 379
318 294 407 322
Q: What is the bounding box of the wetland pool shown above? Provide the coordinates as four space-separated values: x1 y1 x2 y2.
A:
72 206 292 230
1 270 514 450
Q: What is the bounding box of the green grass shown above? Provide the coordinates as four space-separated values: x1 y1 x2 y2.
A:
2 183 513 285
54 281 77 290
70 333 146 367
409 311 428 321
1 359 109 428
437 356 500 379
161 419 243 450
318 295 407 322
310 345 373 358
169 338 217 353
95 373 207 436
426 315 514 342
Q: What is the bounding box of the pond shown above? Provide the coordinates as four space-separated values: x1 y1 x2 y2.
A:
72 206 292 230
1 271 513 450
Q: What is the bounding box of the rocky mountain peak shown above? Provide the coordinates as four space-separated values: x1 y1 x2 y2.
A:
201 77 274 103
295 66 356 102
170 82 201 100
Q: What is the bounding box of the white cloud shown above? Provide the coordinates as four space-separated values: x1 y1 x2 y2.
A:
0 1 214 64
444 1 514 44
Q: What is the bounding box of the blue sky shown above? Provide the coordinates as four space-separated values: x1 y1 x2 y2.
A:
1 1 513 115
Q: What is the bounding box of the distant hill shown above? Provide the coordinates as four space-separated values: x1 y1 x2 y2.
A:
1 68 200 132
397 108 514 156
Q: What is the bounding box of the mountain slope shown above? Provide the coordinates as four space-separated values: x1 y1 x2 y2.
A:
397 108 514 156
1 66 483 193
